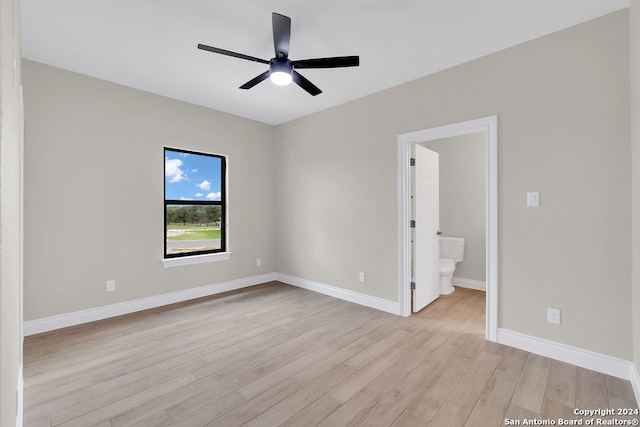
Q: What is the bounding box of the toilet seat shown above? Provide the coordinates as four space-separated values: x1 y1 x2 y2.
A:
439 258 455 274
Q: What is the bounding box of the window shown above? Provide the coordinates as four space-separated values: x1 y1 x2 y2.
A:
164 147 226 259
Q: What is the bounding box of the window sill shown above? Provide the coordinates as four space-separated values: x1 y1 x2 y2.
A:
162 252 232 268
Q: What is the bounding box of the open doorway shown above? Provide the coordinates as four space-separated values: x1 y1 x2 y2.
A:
397 116 498 342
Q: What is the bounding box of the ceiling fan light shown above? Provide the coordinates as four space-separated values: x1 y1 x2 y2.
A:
270 70 292 86
269 60 293 86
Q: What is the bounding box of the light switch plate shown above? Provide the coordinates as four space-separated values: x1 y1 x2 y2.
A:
527 192 540 207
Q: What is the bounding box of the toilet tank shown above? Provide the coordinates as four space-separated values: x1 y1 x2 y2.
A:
439 236 465 262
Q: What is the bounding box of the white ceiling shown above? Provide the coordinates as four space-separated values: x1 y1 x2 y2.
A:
21 0 629 125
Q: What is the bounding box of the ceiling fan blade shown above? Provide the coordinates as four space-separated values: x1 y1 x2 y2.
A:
272 12 291 59
197 44 269 65
292 70 322 96
239 70 271 89
292 56 360 69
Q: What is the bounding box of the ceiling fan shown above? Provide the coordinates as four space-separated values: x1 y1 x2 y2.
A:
197 12 359 96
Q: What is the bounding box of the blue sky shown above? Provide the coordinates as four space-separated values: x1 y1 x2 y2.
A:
165 149 222 201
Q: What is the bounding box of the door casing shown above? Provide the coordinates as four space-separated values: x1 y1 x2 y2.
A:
397 115 498 342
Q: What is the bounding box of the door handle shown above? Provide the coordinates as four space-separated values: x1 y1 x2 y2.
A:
437 231 442 235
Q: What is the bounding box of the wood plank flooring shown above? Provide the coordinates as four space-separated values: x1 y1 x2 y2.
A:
23 282 638 426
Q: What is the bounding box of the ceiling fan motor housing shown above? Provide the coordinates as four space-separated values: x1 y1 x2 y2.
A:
269 58 293 86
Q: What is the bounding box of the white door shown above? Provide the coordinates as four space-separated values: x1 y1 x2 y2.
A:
413 145 440 312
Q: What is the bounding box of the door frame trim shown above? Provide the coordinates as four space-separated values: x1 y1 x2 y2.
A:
397 115 498 342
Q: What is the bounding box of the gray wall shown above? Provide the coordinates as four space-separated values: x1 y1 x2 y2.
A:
23 60 276 320
0 0 23 423
275 11 632 359
630 2 640 379
422 133 486 283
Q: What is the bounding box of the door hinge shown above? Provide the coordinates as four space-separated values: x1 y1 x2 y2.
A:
410 158 415 166
410 220 415 228
410 282 416 290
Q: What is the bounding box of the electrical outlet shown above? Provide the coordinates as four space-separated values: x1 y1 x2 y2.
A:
256 258 261 267
106 280 116 292
359 272 366 283
547 308 561 325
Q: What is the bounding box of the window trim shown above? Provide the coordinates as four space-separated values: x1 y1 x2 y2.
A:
163 147 227 261
162 251 231 268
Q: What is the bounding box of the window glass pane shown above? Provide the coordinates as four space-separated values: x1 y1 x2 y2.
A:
164 147 225 258
165 149 222 201
166 205 222 255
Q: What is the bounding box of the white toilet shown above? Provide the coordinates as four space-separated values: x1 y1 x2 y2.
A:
439 236 465 295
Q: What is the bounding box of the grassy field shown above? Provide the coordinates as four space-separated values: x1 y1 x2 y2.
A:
166 224 221 241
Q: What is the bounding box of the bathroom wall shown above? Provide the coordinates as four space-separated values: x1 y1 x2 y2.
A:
422 132 486 283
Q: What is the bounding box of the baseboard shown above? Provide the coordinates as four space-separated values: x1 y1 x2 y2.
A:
452 277 486 291
631 362 640 408
23 272 278 336
275 273 400 315
497 328 635 381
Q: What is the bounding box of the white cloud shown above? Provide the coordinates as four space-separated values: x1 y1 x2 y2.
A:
180 196 192 201
165 158 185 183
197 180 211 190
191 169 198 173
206 192 221 201
195 193 203 198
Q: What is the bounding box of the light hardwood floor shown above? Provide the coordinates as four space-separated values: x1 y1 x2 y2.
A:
24 282 638 426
